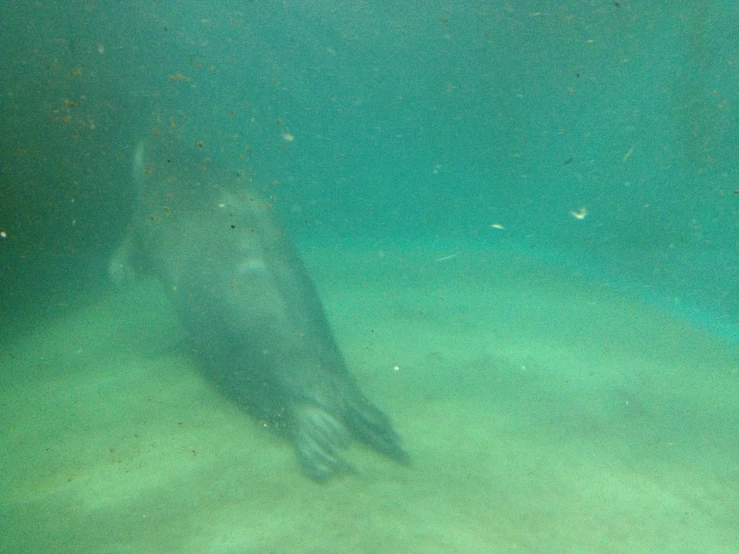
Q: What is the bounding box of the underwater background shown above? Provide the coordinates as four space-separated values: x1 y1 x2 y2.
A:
1 1 737 553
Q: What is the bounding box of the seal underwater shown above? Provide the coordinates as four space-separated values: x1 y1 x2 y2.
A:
110 136 407 480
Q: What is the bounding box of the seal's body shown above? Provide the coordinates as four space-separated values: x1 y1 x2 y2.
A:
110 137 406 480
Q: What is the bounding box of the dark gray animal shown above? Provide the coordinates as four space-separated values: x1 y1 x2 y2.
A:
110 136 407 480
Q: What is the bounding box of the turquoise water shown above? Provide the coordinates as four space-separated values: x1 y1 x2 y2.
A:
1 2 737 553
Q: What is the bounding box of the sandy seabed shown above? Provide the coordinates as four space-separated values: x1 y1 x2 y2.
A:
1 244 737 554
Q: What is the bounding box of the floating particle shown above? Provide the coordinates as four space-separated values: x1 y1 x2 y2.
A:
623 145 635 162
435 252 459 262
570 207 587 219
490 223 505 230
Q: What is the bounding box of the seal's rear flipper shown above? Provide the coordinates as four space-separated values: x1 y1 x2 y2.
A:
344 394 409 465
108 236 136 286
291 404 354 481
